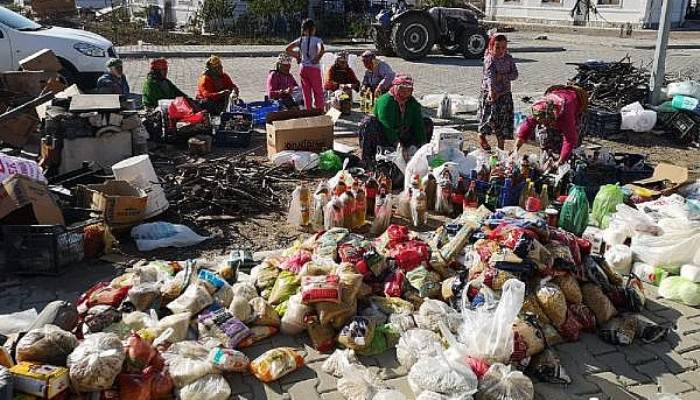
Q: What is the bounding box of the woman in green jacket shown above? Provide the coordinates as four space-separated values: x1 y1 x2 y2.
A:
142 58 190 108
359 74 432 165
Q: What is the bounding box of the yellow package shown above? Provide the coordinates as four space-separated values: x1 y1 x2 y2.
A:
249 347 304 383
10 362 69 399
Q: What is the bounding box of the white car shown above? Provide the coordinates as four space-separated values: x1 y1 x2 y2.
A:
0 6 117 88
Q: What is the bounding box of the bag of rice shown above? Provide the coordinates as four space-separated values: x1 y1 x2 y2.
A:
301 275 341 304
67 333 125 392
16 325 78 366
208 347 249 372
179 374 230 400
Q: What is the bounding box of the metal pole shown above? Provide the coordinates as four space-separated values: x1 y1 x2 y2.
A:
649 0 673 105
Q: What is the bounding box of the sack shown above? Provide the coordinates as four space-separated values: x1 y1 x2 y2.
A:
338 317 376 351
658 276 700 306
249 297 281 327
118 373 152 400
281 294 310 335
521 295 551 325
307 321 336 353
552 274 583 304
179 374 231 400
128 283 162 311
387 313 416 334
406 266 441 298
167 283 213 315
322 349 358 377
512 321 545 358
232 282 260 302
581 283 617 323
28 301 78 332
370 296 414 316
415 299 462 333
396 329 442 369
16 325 78 366
476 363 534 400
605 245 633 276
599 315 637 345
67 333 125 392
268 271 301 305
156 312 190 343
229 297 253 323
163 341 214 387
208 347 249 372
591 184 624 228
249 347 304 382
558 185 589 236
535 283 567 327
301 275 341 304
557 312 582 342
125 333 158 373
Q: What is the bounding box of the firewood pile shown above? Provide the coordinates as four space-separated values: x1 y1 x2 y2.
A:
568 56 650 111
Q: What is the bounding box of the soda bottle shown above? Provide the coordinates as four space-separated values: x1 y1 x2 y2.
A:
299 183 311 226
411 189 428 227
340 190 356 229
335 177 347 197
365 175 379 217
519 179 532 209
463 180 478 209
355 183 367 227
539 184 551 211
422 172 437 211
485 180 499 211
451 176 466 216
499 178 513 208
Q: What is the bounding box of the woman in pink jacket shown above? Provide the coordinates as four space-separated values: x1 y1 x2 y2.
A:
266 53 301 109
513 85 588 169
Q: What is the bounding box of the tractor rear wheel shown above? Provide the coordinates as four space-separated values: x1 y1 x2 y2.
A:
391 12 436 61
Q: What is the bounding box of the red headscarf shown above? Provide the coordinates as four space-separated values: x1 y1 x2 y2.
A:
389 74 414 114
150 58 168 71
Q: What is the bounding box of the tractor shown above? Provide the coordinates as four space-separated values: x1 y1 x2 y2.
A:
373 5 489 61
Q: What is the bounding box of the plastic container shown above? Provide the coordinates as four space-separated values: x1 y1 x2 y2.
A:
213 112 253 148
2 225 84 275
583 108 621 138
112 155 169 218
234 100 281 125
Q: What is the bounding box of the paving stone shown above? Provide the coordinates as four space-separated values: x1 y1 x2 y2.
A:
307 362 338 393
558 340 611 375
374 350 409 380
627 384 660 399
677 370 700 390
635 360 670 383
680 392 700 400
303 344 332 363
674 334 700 354
586 372 639 399
226 373 253 395
676 317 700 336
279 364 319 386
659 373 694 394
596 353 652 386
642 342 697 374
581 334 617 356
532 383 570 399
682 349 700 364
321 391 346 400
621 344 657 365
288 378 321 400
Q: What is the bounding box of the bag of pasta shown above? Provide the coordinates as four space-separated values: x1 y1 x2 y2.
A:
67 333 125 392
553 274 582 304
535 282 567 327
16 325 78 366
581 283 617 324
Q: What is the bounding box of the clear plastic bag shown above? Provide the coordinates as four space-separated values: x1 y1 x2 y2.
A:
156 312 190 343
178 374 231 400
370 194 394 236
476 363 534 400
280 294 310 335
373 390 408 400
415 299 462 333
631 228 700 268
208 347 249 372
337 362 386 400
535 282 567 327
614 204 663 236
458 279 525 363
167 283 213 315
16 325 78 366
604 244 633 276
249 297 281 327
232 282 259 302
581 283 617 323
322 349 358 378
131 222 209 251
408 347 478 398
229 296 253 323
163 341 215 387
67 333 125 392
396 329 442 369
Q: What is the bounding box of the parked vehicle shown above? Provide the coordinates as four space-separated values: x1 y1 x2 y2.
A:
373 5 488 61
0 6 116 89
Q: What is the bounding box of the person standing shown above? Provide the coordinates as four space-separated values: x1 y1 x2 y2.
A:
96 58 130 95
196 55 239 115
477 34 518 151
286 19 325 110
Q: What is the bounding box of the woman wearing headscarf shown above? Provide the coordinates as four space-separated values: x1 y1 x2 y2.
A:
96 58 130 95
513 85 589 169
358 73 433 165
360 51 395 97
267 53 300 109
324 51 360 92
196 55 239 115
142 58 189 108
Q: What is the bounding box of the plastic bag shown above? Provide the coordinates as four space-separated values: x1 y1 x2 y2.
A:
620 102 657 133
370 194 394 236
396 329 442 369
322 349 358 378
615 204 663 236
28 301 78 333
415 299 462 334
233 281 259 301
131 222 209 251
581 283 618 323
167 283 212 315
238 326 279 348
268 271 301 305
208 347 249 372
307 321 336 353
558 185 589 236
591 184 624 228
301 274 341 304
229 296 253 323
658 276 700 306
338 317 376 351
168 96 205 124
249 297 281 327
125 332 159 373
535 282 567 327
156 312 190 343
128 283 162 311
198 308 251 348
408 350 478 397
338 363 385 400
163 341 214 387
16 325 78 366
459 279 525 363
552 274 582 304
527 348 571 384
320 150 343 172
568 303 597 332
512 321 545 358
118 372 152 400
281 294 310 335
681 264 700 283
476 363 534 400
406 266 441 298
67 333 125 392
179 374 231 400
437 93 453 119
667 80 700 99
374 390 408 400
605 244 633 276
249 347 304 382
631 229 700 268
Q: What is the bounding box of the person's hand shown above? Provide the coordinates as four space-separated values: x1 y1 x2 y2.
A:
374 88 382 98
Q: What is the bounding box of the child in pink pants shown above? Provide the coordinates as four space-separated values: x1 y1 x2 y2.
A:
286 19 325 110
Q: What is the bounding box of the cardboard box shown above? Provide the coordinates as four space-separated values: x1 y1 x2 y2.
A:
10 362 70 399
0 71 57 97
76 180 147 227
624 163 689 197
0 175 65 226
19 49 63 73
266 109 335 159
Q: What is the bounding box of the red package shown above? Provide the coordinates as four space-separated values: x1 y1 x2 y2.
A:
550 229 582 266
558 311 583 342
576 238 591 257
510 331 528 362
568 303 596 333
467 357 490 380
384 270 405 298
279 250 312 274
301 275 341 304
125 333 158 373
118 373 153 400
482 267 498 290
338 244 366 265
390 240 430 272
387 224 409 245
487 224 536 250
167 97 206 124
355 259 371 278
88 285 130 309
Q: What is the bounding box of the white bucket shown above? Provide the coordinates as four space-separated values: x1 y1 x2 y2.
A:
112 155 169 218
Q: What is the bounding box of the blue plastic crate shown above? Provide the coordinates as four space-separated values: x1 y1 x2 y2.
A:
232 100 281 125
214 112 253 148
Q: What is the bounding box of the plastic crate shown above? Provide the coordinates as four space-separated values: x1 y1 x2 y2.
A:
2 225 84 275
213 112 253 148
583 108 621 138
233 100 281 125
669 111 699 144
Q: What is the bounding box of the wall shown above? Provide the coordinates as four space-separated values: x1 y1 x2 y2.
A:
485 0 687 28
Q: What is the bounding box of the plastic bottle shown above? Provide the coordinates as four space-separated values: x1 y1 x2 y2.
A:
365 175 379 217
499 178 513 208
539 184 551 211
324 196 344 229
436 170 453 215
335 177 347 198
463 180 478 209
422 172 437 211
340 190 356 229
485 179 499 211
354 183 367 227
371 189 392 235
410 190 428 227
299 183 311 226
451 176 466 216
379 174 392 192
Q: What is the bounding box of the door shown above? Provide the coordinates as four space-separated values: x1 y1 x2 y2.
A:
0 26 12 71
572 0 590 26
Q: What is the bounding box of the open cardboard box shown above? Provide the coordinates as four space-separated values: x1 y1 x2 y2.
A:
0 175 64 225
266 109 340 159
624 163 689 197
75 180 148 228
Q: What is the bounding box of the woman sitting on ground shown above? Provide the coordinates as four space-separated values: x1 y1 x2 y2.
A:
196 55 239 115
324 51 361 93
266 53 301 109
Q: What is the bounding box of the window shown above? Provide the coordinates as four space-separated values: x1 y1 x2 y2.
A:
598 0 621 5
0 6 43 30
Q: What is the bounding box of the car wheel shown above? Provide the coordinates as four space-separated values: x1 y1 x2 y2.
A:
462 30 488 59
391 13 436 61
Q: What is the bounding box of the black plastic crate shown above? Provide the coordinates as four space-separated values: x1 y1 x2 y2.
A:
213 112 253 148
669 111 699 144
583 108 622 138
2 225 85 275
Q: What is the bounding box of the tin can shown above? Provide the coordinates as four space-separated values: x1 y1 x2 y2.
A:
545 208 559 227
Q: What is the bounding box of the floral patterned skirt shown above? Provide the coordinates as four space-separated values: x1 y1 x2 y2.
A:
478 91 514 140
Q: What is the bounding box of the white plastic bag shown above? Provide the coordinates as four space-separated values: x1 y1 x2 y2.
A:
131 222 209 251
373 390 408 400
0 308 38 336
178 374 231 400
396 329 442 369
404 143 436 190
631 229 700 267
476 363 534 400
408 347 478 398
613 204 663 236
620 102 657 133
604 244 633 276
681 264 700 283
164 341 215 387
67 333 125 392
322 349 358 378
280 294 310 335
338 362 386 400
167 283 212 315
459 279 525 363
667 81 700 99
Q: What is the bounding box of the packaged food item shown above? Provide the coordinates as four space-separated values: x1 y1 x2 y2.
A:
567 303 596 332
337 317 375 351
396 329 442 369
280 294 310 335
316 297 357 330
406 266 441 298
16 325 78 366
67 333 125 392
250 263 280 292
527 348 571 384
197 308 251 349
512 321 545 358
337 363 384 400
557 312 582 342
307 321 336 353
117 372 152 400
248 297 281 327
83 305 120 334
124 333 159 373
163 341 214 387
207 348 249 372
0 365 12 399
301 275 341 304
535 283 567 327
232 282 258 302
152 371 174 399
9 362 69 399
198 270 227 294
229 297 253 323
553 274 582 304
521 295 551 325
83 283 130 310
167 284 213 315
369 296 414 315
268 271 301 306
179 374 231 400
476 363 534 400
128 283 162 311
237 326 278 348
249 348 304 382
408 355 477 397
581 283 618 323
156 312 191 343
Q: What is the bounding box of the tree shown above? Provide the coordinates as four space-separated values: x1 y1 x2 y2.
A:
248 0 307 18
200 0 234 32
